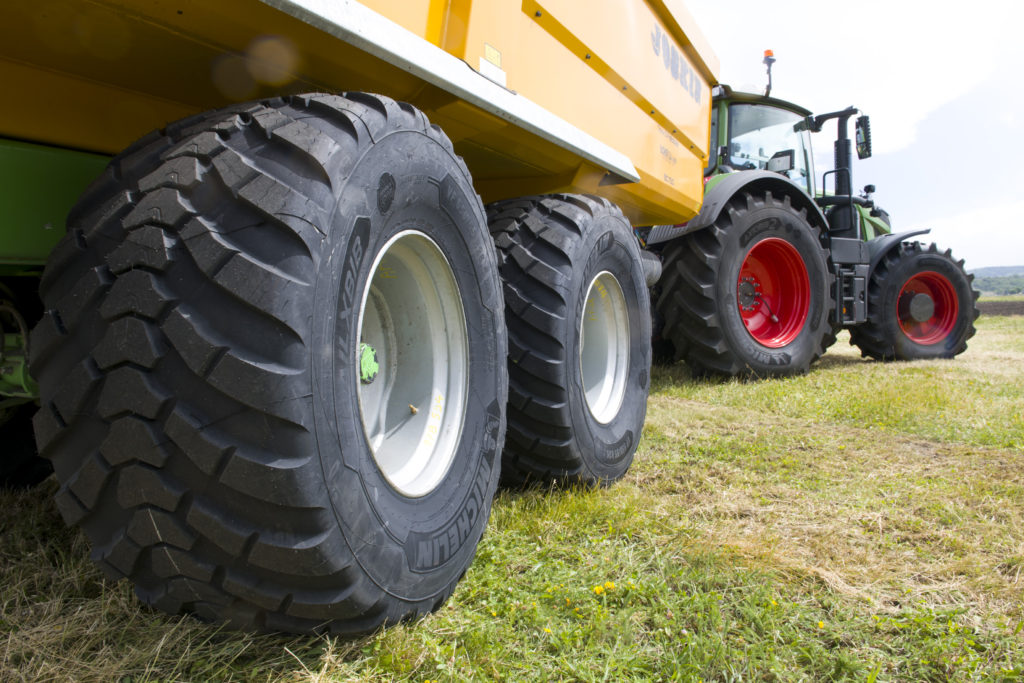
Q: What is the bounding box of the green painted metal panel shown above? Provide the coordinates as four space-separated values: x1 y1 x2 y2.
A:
857 204 891 241
0 139 109 268
0 332 35 399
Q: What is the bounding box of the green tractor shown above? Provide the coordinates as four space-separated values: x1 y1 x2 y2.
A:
646 67 979 377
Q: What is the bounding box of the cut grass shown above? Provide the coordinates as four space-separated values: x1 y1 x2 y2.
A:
2 316 1022 681
652 323 1024 450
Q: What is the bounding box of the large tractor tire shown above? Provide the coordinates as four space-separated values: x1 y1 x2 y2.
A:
487 195 650 486
849 242 978 360
656 191 833 378
29 93 506 634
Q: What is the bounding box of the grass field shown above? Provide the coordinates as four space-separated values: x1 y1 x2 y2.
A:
3 316 1022 681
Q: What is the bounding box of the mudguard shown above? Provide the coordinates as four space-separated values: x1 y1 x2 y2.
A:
867 229 931 273
645 170 828 246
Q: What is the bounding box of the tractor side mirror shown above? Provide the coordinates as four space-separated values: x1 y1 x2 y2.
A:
767 149 795 174
855 115 872 159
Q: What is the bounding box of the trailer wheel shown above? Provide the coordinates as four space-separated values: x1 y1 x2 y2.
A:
29 93 506 634
656 191 833 377
850 242 978 360
487 195 650 486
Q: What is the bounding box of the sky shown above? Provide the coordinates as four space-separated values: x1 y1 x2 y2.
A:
683 0 1024 270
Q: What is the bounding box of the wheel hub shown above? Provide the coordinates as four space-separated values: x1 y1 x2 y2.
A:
738 277 759 310
903 292 935 323
737 238 810 348
355 231 468 498
359 343 379 384
579 271 630 424
896 271 959 345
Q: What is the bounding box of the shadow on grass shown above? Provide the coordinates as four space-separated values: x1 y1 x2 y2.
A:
0 482 374 683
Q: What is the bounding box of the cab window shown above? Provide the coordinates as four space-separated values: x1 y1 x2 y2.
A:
727 103 814 194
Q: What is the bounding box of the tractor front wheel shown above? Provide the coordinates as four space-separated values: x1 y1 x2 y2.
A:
849 242 978 360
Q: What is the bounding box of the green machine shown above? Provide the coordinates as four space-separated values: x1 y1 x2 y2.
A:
645 52 978 377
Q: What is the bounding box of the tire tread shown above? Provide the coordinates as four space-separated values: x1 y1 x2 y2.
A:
31 93 475 634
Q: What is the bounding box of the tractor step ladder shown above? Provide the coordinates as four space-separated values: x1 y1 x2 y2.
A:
835 264 868 325
829 237 869 325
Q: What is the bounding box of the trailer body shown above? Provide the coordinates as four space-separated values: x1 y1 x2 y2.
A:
0 0 718 273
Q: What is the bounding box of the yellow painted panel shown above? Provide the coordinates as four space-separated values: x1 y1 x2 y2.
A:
0 0 426 152
450 1 708 223
361 0 437 44
0 0 717 224
647 0 719 80
524 0 712 158
0 59 199 155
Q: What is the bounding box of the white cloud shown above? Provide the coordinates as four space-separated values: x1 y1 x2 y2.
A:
684 0 1024 154
682 0 1024 267
903 201 1024 271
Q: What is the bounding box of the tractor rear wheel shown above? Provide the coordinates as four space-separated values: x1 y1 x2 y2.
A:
849 242 978 360
656 191 833 377
29 93 506 634
487 195 650 486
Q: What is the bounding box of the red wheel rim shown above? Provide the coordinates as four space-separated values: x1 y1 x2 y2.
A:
897 271 958 344
737 238 810 348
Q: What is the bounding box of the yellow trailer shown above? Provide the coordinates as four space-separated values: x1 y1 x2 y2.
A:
1 0 716 223
0 0 717 634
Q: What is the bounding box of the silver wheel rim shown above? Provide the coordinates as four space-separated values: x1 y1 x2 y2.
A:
356 231 468 497
579 271 629 424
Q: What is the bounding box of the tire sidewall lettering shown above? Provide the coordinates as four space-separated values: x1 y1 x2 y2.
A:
567 223 650 475
312 133 502 596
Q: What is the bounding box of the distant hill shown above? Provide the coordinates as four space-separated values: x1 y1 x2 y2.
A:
973 273 1024 296
970 265 1024 277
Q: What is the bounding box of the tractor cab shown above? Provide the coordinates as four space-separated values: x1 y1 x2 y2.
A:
706 84 902 326
707 86 815 197
707 84 890 244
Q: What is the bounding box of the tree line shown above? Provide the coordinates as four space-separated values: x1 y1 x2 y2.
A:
974 275 1024 296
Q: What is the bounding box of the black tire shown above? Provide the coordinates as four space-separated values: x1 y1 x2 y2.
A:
820 323 843 355
849 242 979 360
487 194 650 486
649 293 678 365
29 93 506 634
0 404 52 488
656 191 833 378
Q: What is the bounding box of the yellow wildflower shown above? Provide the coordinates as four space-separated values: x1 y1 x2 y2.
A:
818 621 825 629
604 581 616 591
593 585 604 595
